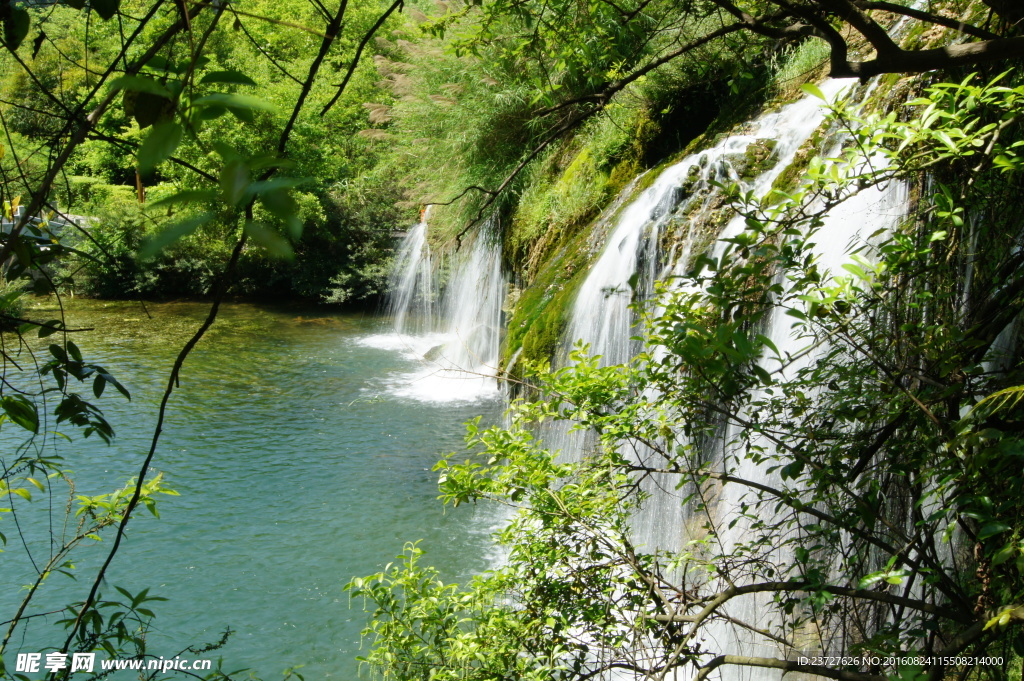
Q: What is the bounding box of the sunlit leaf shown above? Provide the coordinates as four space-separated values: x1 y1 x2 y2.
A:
192 92 276 113
244 221 294 259
137 121 182 172
139 212 214 260
220 160 251 206
801 83 826 101
150 189 218 209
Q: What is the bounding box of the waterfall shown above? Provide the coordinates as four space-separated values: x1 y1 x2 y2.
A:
388 211 435 335
566 79 851 368
548 81 917 679
363 215 507 404
704 176 911 678
554 80 854 553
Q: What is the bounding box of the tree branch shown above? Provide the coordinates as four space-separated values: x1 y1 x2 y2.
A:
319 0 405 117
696 655 885 681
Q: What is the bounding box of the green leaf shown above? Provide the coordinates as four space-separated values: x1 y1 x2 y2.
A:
801 83 826 101
150 189 218 209
244 221 294 259
139 212 214 260
192 92 276 113
142 56 174 73
227 105 255 123
31 31 45 58
132 92 176 129
258 187 302 238
755 334 780 357
38 319 64 338
245 177 311 194
841 263 866 278
90 0 119 19
108 75 172 98
67 340 83 363
991 542 1016 566
97 372 130 400
220 160 251 206
751 365 773 386
194 105 228 122
978 522 1010 540
3 7 30 50
212 142 243 162
249 156 297 172
200 70 257 86
49 343 68 363
2 395 39 433
137 121 182 172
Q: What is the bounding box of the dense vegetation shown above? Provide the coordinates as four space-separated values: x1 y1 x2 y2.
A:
1 0 1023 678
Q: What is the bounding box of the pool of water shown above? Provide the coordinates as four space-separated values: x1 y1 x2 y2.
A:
2 299 504 679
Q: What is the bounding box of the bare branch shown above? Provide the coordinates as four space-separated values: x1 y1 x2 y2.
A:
696 655 885 681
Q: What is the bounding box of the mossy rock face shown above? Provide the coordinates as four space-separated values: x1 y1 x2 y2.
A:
721 138 779 182
680 164 702 196
741 139 778 179
500 80 793 376
520 299 569 365
607 157 642 197
501 214 606 376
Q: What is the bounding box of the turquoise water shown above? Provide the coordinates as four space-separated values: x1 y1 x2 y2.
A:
2 300 503 679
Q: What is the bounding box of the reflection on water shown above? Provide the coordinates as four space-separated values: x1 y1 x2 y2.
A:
2 298 503 679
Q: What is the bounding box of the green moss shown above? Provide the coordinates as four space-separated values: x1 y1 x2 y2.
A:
504 103 676 276
499 79 791 375
739 139 778 180
502 220 596 374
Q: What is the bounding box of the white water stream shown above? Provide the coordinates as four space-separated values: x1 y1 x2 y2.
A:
366 218 507 403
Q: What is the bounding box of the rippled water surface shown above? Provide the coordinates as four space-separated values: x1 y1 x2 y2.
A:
3 299 503 678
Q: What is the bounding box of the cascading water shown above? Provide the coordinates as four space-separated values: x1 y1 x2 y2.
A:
553 80 853 555
364 215 507 403
549 80 917 679
703 176 912 678
388 210 435 335
565 79 851 368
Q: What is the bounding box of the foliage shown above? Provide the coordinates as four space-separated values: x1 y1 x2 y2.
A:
373 0 1024 251
0 0 408 674
1 0 409 304
374 0 757 251
351 73 1024 681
